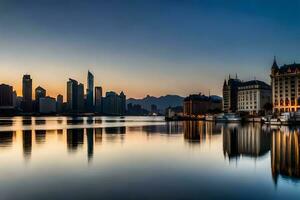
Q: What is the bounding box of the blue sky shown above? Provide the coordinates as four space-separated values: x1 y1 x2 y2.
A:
0 0 299 98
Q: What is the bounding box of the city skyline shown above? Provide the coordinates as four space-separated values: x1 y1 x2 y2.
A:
1 1 300 98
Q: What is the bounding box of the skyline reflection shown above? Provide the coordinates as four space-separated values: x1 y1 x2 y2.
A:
0 117 300 198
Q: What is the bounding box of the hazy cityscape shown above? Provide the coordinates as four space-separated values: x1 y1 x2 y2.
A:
1 1 300 200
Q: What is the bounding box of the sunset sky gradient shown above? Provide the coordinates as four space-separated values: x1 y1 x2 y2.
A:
1 0 300 98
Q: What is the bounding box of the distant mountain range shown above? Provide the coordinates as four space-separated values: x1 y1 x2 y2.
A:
127 95 184 111
127 94 223 112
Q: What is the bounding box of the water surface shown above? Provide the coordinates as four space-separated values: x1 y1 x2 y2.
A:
0 116 299 199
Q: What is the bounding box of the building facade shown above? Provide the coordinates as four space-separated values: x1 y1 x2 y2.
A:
86 71 94 111
102 91 126 115
22 74 32 112
39 97 56 114
223 75 242 113
67 79 78 112
183 94 222 116
237 80 271 115
35 86 46 112
0 84 13 109
56 94 63 113
95 86 102 113
271 58 300 113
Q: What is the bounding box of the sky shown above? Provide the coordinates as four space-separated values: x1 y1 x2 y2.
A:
0 0 300 99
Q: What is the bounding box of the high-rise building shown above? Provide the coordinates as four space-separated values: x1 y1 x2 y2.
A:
78 83 84 112
102 91 126 115
22 74 32 112
237 80 271 115
270 57 300 113
222 75 242 113
35 86 46 112
0 84 13 108
95 86 102 113
39 97 56 114
86 71 94 112
56 94 63 113
67 78 85 113
119 91 126 115
67 79 78 112
35 86 46 100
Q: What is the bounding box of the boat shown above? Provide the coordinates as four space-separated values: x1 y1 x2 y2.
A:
215 113 241 123
225 113 242 122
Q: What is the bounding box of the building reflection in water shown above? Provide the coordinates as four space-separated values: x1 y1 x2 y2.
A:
0 131 14 148
105 127 126 134
22 117 32 125
223 124 271 160
67 117 84 125
23 130 32 161
67 129 84 152
35 130 46 144
0 119 13 126
271 127 300 183
183 121 207 143
35 119 46 125
95 128 103 144
86 128 94 163
105 127 126 143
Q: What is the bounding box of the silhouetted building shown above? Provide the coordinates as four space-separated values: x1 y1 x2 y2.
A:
35 86 46 112
103 91 126 115
67 78 84 113
78 83 84 112
127 103 149 116
183 94 222 116
39 96 56 114
0 84 13 109
271 57 300 113
35 86 46 101
22 74 32 112
238 80 271 115
86 71 94 112
223 74 242 113
95 86 102 113
151 104 158 115
56 94 63 113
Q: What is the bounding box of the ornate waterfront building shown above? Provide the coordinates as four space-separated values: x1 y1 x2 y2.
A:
237 80 271 115
223 75 242 113
271 58 300 113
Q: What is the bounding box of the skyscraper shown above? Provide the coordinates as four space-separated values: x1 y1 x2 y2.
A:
78 83 84 112
86 71 94 112
22 74 32 112
67 79 78 112
35 86 46 100
222 74 242 113
56 94 63 113
35 86 46 112
95 86 102 113
102 91 126 115
0 84 13 108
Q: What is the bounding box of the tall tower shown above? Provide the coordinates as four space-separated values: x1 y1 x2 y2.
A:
86 71 94 112
67 78 78 112
22 74 32 112
95 86 103 113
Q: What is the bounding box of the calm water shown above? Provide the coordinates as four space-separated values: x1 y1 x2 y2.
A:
0 116 300 199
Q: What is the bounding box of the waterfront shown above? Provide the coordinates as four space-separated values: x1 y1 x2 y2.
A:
0 116 300 199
